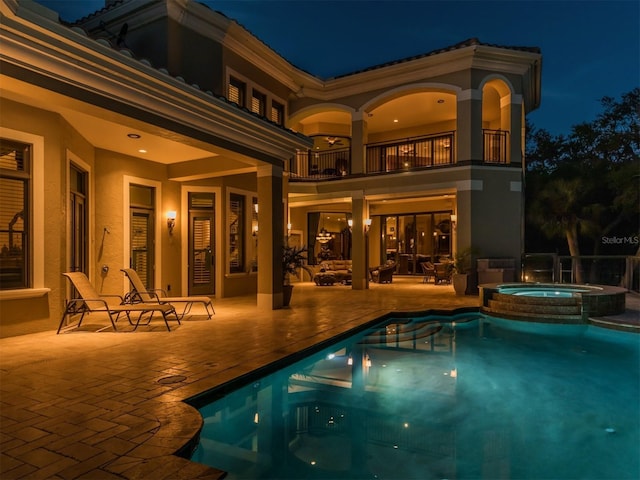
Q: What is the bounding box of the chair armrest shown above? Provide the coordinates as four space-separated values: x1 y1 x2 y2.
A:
149 288 169 298
99 294 125 302
72 297 114 309
125 290 161 303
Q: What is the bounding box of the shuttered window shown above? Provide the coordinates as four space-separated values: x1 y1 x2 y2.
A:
251 89 266 116
0 139 30 289
271 100 284 125
192 218 212 285
228 77 246 106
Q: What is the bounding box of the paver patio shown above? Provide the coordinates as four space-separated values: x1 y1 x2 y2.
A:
1 278 637 479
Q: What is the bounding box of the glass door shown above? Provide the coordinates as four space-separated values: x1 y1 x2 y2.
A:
129 184 155 289
189 192 215 295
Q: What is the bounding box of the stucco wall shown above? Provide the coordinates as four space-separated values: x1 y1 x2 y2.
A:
0 99 95 336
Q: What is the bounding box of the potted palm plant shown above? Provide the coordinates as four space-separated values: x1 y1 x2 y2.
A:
452 246 479 296
282 241 313 307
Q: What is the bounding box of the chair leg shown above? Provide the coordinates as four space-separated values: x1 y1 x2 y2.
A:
106 312 118 331
57 301 87 333
57 301 74 334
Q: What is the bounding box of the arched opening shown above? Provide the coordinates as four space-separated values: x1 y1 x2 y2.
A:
482 78 513 163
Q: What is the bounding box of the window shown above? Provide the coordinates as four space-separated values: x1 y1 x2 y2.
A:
271 100 285 125
251 89 266 116
0 139 30 289
69 164 88 274
229 193 244 273
228 76 246 107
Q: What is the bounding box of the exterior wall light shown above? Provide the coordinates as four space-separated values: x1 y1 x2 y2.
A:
450 214 457 229
167 211 176 234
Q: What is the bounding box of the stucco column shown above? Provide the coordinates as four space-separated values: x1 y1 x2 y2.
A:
351 191 368 290
502 93 523 166
351 111 368 174
257 164 284 309
456 89 483 163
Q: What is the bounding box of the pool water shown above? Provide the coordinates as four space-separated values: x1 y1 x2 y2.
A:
191 314 640 479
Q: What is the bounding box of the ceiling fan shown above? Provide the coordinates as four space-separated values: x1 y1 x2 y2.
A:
324 136 345 147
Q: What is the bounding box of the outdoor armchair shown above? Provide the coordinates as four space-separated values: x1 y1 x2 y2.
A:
421 261 436 283
57 272 180 333
121 268 215 319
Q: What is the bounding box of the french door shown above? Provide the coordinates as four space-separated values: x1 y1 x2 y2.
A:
129 184 155 289
189 192 215 295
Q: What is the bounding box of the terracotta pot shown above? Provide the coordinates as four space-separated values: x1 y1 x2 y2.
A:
452 273 469 296
282 284 294 307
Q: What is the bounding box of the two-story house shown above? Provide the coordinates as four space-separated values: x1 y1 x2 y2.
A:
0 0 541 336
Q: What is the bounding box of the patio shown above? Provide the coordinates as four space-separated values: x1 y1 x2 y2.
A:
0 278 637 479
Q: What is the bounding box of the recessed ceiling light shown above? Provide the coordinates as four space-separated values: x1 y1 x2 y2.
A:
393 119 398 123
128 133 141 139
138 149 147 153
437 99 445 104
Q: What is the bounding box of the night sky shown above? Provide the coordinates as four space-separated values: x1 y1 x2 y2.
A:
36 0 640 135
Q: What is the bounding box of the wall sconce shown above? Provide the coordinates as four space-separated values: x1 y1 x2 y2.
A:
450 214 457 229
364 218 372 228
167 211 176 234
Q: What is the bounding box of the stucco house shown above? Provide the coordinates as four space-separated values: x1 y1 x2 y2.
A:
0 0 542 336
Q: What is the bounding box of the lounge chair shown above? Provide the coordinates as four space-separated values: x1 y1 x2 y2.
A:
121 268 215 319
57 272 180 333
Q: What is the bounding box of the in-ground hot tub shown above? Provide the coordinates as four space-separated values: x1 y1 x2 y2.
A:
480 283 626 324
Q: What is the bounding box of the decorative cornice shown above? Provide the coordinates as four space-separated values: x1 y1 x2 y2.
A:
1 2 312 161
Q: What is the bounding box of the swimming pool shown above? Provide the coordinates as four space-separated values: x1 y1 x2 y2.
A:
190 313 639 479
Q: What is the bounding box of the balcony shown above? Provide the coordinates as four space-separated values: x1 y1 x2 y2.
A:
483 129 509 164
288 130 509 181
289 147 351 181
366 132 455 174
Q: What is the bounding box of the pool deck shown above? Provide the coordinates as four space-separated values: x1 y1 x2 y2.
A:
1 278 638 479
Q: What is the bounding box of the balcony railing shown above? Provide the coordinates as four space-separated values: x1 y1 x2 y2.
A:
366 132 455 174
288 130 510 181
483 129 509 164
290 147 350 180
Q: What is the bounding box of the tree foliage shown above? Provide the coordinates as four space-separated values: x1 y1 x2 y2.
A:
525 88 639 281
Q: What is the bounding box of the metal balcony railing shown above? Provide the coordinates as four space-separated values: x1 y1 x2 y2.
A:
366 132 455 174
483 129 508 163
290 147 350 181
288 129 511 181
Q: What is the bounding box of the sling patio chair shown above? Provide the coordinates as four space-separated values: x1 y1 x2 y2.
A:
57 272 180 333
121 268 215 319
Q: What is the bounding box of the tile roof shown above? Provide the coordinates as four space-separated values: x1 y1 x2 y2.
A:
331 37 541 80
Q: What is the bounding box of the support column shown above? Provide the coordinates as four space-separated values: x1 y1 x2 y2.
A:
351 111 368 174
456 89 483 163
351 192 368 290
257 164 284 309
502 93 523 165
